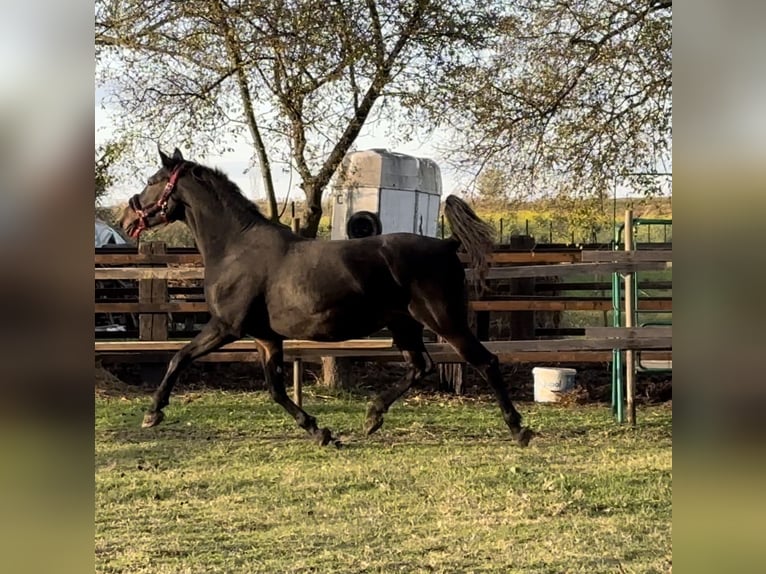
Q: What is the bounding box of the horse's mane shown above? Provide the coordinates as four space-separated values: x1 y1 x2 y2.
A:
189 162 268 228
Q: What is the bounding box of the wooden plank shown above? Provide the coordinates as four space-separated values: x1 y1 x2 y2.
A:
469 299 672 312
96 351 261 363
96 258 672 281
585 327 672 338
624 211 637 426
283 338 394 350
95 337 670 355
535 281 672 292
95 346 671 365
138 243 153 342
490 251 582 264
490 351 668 364
638 359 672 370
95 249 669 268
469 261 672 280
151 242 168 341
95 349 671 365
459 251 582 265
95 302 209 313
98 250 579 269
292 358 303 407
95 268 206 280
289 347 673 362
96 298 672 314
100 250 581 267
465 338 670 352
95 286 204 297
283 338 671 360
95 253 203 265
581 250 672 263
535 328 587 337
94 339 393 352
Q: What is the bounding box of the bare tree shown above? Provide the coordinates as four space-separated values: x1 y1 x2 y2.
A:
96 0 502 236
422 0 672 202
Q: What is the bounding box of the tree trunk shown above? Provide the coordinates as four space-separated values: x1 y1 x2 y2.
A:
321 356 353 391
214 0 279 221
438 361 466 395
300 182 324 238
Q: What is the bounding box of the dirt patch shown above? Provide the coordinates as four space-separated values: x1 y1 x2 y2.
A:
96 359 671 405
95 361 146 398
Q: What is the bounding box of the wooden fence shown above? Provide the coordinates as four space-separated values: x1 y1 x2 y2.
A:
95 239 671 419
95 241 671 362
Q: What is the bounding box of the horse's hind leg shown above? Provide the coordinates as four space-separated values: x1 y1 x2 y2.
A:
143 318 235 428
411 290 534 446
365 318 433 436
256 339 340 447
442 331 533 446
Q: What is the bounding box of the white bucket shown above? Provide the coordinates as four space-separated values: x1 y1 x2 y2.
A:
532 367 577 403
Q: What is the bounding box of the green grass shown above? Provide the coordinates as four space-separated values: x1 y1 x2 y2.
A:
96 389 672 573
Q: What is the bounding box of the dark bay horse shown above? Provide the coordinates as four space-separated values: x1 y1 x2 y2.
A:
121 148 534 447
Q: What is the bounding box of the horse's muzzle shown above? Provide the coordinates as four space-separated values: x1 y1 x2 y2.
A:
120 205 143 239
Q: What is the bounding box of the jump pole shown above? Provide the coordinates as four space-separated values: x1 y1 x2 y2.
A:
624 210 637 425
291 216 303 407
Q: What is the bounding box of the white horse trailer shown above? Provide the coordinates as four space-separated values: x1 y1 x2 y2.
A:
330 149 443 240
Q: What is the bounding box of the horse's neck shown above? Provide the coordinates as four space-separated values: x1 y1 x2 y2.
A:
183 195 281 264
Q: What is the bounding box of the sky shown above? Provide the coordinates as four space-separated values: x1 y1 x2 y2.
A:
95 90 466 207
95 87 670 208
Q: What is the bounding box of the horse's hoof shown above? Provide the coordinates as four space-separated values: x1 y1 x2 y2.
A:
142 410 164 428
316 427 333 447
515 426 534 447
365 414 384 436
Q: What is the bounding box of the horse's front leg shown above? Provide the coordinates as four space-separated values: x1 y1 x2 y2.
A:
143 318 235 428
257 339 341 447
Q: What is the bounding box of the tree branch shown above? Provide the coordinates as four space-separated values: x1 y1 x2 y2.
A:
365 0 386 67
543 1 671 121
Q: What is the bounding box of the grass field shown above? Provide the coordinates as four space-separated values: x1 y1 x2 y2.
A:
96 385 672 574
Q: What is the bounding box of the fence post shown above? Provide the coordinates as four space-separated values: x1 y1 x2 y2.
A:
509 235 536 340
438 359 465 395
293 359 303 407
138 241 168 382
624 210 636 425
138 241 152 343
138 241 168 342
291 217 302 404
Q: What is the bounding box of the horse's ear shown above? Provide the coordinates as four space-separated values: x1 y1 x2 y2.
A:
158 146 174 169
159 146 184 170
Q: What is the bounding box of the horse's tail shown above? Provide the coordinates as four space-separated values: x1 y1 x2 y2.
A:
443 195 496 291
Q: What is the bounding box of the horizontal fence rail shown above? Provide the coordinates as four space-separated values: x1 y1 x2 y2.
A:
95 243 671 369
95 333 672 363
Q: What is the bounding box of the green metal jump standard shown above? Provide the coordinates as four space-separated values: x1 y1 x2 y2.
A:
611 216 672 423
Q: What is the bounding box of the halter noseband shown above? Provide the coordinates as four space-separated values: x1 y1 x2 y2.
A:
128 163 185 238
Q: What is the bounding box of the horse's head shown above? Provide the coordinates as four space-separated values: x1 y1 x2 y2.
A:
121 147 188 239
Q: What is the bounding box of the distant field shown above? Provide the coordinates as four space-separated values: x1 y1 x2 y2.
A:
100 196 671 246
315 197 671 243
96 387 672 573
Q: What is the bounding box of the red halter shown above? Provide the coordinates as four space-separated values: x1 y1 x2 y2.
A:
128 164 184 238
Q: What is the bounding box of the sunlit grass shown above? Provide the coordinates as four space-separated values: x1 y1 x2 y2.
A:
96 388 672 573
